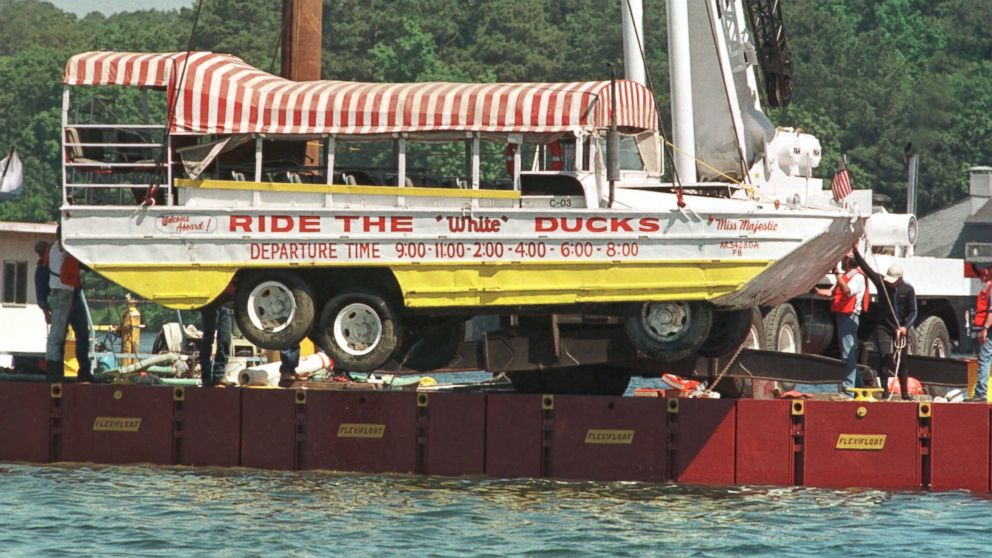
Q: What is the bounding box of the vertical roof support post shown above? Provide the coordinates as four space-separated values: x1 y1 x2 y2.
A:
509 133 523 192
253 135 263 182
471 133 480 190
323 134 334 207
397 135 407 208
61 86 70 206
397 135 407 187
667 0 698 183
165 134 173 206
574 131 584 172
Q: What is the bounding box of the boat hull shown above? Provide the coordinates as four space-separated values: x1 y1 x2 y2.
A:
62 192 862 311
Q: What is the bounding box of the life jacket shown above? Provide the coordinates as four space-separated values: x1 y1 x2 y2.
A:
831 268 869 315
975 282 992 327
46 244 83 289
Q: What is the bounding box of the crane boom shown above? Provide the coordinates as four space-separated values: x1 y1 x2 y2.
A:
741 0 794 108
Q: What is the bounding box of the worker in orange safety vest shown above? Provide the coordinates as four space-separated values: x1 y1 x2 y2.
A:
971 266 992 402
815 251 869 395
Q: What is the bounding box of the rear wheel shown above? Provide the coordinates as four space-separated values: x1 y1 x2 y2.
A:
763 303 801 392
506 366 632 396
913 316 951 358
234 271 315 350
697 308 756 358
913 316 952 397
763 303 801 354
624 301 713 361
314 288 401 372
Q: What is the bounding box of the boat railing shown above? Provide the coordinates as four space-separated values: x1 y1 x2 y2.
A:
61 122 173 207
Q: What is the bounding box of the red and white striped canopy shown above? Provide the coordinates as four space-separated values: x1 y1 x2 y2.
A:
64 51 659 136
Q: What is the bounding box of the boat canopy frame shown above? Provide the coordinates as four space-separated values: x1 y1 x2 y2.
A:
60 51 663 206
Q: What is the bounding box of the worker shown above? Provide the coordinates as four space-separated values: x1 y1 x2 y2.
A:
199 304 232 387
33 241 52 324
814 251 869 395
278 342 302 387
44 227 93 382
853 249 917 400
970 266 992 402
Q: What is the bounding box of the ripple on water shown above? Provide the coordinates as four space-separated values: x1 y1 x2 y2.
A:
0 464 990 557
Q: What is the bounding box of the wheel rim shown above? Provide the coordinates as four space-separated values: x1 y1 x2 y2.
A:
929 339 947 358
333 302 383 356
745 325 761 350
640 302 692 343
246 280 297 333
777 324 798 353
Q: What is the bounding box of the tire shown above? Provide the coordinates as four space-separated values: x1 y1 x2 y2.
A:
395 318 466 372
506 366 632 396
624 301 713 361
697 308 757 358
763 303 801 354
763 303 801 393
234 271 315 350
745 307 764 349
711 308 763 398
913 316 951 358
314 287 401 372
913 316 952 397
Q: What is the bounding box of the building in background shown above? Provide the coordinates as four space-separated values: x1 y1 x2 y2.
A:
916 167 992 258
0 221 56 369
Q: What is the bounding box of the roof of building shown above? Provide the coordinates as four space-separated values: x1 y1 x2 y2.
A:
0 221 57 234
63 51 659 137
915 198 982 257
966 198 992 224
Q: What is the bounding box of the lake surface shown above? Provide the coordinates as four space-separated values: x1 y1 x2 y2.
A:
1 463 988 557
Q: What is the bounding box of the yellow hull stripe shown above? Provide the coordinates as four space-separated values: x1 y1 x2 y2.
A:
92 260 772 310
174 178 521 200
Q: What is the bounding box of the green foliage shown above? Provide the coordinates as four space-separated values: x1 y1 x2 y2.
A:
2 0 992 329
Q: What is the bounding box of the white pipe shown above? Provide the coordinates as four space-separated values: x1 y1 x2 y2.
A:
621 0 646 86
238 366 281 387
667 0 697 183
238 352 333 387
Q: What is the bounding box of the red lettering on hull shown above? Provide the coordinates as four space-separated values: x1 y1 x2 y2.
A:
534 217 661 234
230 215 323 233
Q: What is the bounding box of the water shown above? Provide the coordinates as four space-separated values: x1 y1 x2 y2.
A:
0 463 988 557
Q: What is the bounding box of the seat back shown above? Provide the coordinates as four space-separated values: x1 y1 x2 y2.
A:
65 127 84 160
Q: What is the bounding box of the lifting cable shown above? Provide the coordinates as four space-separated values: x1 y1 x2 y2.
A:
701 334 750 397
145 0 205 206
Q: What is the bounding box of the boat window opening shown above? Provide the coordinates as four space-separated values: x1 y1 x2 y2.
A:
71 86 167 126
598 134 644 171
214 137 323 184
403 140 473 188
555 140 577 172
520 174 585 197
2 261 28 305
330 139 394 186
